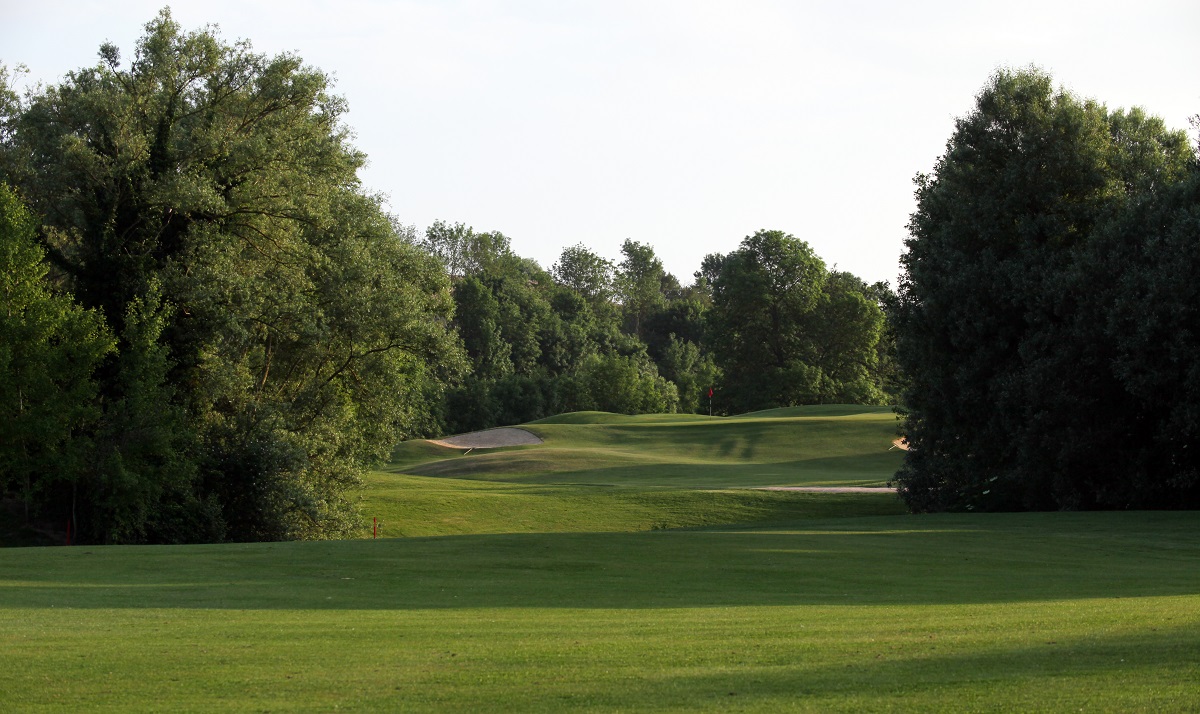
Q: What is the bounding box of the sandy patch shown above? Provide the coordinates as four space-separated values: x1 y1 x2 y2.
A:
757 486 897 494
427 427 544 449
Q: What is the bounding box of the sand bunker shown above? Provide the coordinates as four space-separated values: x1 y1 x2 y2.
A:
757 486 897 494
427 427 544 449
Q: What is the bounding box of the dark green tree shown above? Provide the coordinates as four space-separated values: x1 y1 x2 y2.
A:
808 271 887 404
704 230 885 413
421 220 512 279
656 334 720 414
895 68 1194 512
616 239 667 340
452 276 514 380
0 183 113 529
1 11 463 540
552 243 615 306
1072 164 1200 508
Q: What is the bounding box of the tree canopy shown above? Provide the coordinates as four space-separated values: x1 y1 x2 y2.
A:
895 68 1198 512
704 230 888 414
1 9 924 542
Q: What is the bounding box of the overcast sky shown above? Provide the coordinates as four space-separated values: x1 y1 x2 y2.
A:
3 1 1198 285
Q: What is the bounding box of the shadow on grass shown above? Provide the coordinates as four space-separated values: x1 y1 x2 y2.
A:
545 624 1200 709
0 511 1197 611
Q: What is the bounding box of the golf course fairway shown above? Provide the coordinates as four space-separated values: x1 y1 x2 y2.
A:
1 406 1197 711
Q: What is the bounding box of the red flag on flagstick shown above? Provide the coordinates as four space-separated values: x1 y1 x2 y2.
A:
707 388 714 398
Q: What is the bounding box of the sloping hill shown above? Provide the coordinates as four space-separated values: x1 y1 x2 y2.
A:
385 404 902 489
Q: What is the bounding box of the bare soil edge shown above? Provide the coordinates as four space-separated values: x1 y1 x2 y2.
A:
427 427 545 449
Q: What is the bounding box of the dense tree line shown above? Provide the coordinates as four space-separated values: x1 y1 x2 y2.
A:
421 224 894 433
0 11 893 543
0 12 462 543
895 68 1200 512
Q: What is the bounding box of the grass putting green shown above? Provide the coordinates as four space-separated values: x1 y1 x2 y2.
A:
361 404 906 538
357 473 906 537
383 404 905 489
1 511 1197 711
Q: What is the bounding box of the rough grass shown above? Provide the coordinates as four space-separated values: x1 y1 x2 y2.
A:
1 511 1197 711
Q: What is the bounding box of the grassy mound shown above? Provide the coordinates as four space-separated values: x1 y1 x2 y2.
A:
366 404 905 538
358 473 905 537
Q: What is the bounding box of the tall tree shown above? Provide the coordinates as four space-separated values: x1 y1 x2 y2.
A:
704 230 887 414
895 69 1194 512
706 231 818 413
552 243 615 306
0 11 463 541
808 271 887 405
421 220 512 278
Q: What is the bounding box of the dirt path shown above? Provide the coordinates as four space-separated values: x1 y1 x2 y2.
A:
427 427 544 449
756 486 897 493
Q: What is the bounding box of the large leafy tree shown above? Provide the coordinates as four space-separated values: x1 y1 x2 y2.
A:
895 69 1194 512
552 243 615 306
421 220 512 279
1 11 462 541
1085 168 1200 508
0 183 113 529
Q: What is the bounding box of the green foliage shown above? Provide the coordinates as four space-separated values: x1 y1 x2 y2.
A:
85 284 221 544
552 242 615 305
421 220 512 278
572 352 679 415
437 224 696 432
895 68 1196 512
656 334 720 413
452 276 514 379
810 271 887 404
437 222 885 425
0 183 113 524
616 238 667 339
1077 167 1200 505
0 11 463 541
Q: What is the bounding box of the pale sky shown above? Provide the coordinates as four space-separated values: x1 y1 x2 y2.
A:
3 1 1197 286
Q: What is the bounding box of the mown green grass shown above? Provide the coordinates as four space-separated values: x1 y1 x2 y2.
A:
385 404 904 489
1 511 1197 711
5 406 1195 711
357 473 906 537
